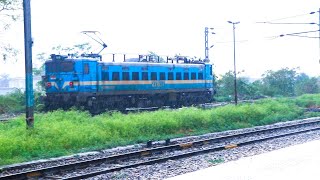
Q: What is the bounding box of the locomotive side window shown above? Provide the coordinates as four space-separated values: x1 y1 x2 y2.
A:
46 61 74 72
61 62 74 72
102 72 109 81
191 72 196 80
142 72 148 80
210 65 212 75
151 72 157 80
168 72 174 80
198 72 204 80
84 63 89 74
112 72 120 81
122 72 129 80
160 72 165 80
46 62 58 72
184 72 189 80
176 72 182 80
132 72 139 80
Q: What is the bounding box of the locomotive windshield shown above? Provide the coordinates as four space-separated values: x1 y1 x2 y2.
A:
46 61 74 73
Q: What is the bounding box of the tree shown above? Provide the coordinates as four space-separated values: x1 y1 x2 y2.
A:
51 43 92 57
0 0 20 30
260 68 298 97
215 71 261 101
294 73 320 95
0 0 21 61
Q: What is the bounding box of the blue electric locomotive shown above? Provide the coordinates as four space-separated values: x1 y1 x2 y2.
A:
43 54 214 113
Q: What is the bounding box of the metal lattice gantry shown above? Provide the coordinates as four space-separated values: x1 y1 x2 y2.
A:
204 27 215 62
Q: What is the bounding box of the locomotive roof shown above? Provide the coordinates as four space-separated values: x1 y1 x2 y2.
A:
98 61 208 68
45 58 210 68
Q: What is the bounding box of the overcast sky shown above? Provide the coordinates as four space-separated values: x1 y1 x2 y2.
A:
1 0 320 78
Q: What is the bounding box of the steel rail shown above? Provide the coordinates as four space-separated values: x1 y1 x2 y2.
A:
64 126 320 180
1 119 320 179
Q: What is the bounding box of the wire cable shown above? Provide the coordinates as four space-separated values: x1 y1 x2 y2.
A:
263 12 315 22
280 30 320 36
256 22 317 25
286 34 320 38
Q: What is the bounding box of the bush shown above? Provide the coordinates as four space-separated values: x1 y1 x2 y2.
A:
0 95 319 166
0 89 24 114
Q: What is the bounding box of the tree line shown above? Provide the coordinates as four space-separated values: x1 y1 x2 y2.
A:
215 67 320 101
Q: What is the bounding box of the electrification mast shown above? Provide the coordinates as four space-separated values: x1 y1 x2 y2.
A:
204 27 209 61
23 0 34 129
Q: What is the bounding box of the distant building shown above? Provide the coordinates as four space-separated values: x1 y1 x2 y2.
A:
0 76 42 95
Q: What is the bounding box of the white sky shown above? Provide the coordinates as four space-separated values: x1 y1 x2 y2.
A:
1 0 320 78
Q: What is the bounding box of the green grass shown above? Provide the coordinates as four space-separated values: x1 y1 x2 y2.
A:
0 94 319 166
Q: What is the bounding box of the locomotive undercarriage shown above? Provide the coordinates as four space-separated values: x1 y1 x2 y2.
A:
44 91 212 114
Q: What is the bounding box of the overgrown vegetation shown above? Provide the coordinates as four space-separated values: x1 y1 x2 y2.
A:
0 89 43 114
215 68 320 101
1 94 320 166
0 89 24 114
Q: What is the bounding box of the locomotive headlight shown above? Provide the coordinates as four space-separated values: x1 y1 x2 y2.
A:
69 81 74 88
46 82 52 88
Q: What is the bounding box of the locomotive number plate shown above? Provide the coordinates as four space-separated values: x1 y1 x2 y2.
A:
152 81 165 87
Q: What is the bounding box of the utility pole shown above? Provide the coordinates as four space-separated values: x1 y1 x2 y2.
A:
228 21 240 105
23 0 34 129
204 27 215 62
318 8 320 64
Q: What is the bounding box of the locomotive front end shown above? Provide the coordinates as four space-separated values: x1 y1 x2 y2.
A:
43 54 79 110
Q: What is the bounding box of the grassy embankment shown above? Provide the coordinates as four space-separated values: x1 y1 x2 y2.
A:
1 94 320 166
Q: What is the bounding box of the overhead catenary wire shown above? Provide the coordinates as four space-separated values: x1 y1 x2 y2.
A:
256 22 317 25
286 34 320 39
256 9 320 40
280 30 320 36
261 11 315 23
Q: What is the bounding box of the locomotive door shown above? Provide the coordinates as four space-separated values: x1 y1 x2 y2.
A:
205 64 213 89
82 61 98 92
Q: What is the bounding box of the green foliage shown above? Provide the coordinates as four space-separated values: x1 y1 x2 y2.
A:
0 0 21 61
294 94 320 108
0 89 45 114
294 73 320 96
0 89 24 113
260 67 297 97
1 95 318 166
215 68 319 101
215 71 262 101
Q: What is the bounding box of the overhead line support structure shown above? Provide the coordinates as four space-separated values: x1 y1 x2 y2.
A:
23 0 34 129
318 8 320 63
228 21 240 105
204 27 215 62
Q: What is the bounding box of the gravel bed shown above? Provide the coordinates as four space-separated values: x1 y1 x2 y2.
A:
1 117 320 177
90 129 320 180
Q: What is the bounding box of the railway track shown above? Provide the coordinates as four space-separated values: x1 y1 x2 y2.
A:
0 113 21 122
1 118 320 179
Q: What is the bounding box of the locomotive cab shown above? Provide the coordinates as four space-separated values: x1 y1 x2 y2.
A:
44 54 79 93
43 54 98 109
